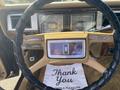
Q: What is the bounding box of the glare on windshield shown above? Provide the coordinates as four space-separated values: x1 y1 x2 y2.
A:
5 0 34 4
4 0 79 4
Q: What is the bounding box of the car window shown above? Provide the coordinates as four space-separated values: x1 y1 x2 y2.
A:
4 0 34 4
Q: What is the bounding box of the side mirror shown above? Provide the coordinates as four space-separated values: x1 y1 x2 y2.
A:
0 27 19 81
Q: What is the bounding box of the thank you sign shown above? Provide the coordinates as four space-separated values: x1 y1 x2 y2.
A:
43 64 88 90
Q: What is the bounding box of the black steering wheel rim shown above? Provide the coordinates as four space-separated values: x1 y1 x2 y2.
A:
15 0 120 90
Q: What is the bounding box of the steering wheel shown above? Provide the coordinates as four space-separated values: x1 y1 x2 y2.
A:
15 0 120 90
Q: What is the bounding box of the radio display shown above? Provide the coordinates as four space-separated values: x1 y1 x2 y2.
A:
47 39 86 59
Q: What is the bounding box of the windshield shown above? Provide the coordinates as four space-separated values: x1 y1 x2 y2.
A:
4 0 77 4
38 12 96 33
4 0 34 4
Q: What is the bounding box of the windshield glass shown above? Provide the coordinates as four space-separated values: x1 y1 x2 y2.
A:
4 0 34 4
4 0 74 4
38 12 96 33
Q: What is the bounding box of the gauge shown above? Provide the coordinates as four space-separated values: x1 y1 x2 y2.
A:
39 14 63 33
74 21 85 31
71 13 95 31
47 22 58 30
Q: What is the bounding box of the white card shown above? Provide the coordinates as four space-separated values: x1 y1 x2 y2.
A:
43 64 88 90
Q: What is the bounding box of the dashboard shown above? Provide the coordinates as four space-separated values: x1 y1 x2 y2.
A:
1 6 118 38
6 12 96 33
0 1 119 80
0 1 119 39
7 10 120 35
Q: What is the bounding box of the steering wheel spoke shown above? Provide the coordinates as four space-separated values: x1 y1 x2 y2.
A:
30 56 48 73
84 56 106 74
